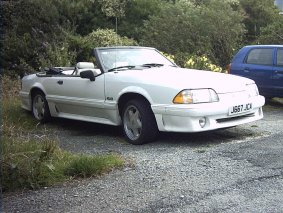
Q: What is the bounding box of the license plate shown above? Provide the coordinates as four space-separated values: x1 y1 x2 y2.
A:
228 103 253 116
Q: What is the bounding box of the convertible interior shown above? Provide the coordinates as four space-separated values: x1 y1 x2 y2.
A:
38 62 98 77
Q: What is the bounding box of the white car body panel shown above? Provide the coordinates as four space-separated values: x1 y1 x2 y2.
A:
20 47 265 134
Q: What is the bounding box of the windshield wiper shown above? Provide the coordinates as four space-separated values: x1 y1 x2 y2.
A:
108 65 136 72
141 63 164 68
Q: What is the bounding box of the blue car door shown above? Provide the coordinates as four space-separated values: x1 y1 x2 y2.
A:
273 48 283 97
244 47 275 96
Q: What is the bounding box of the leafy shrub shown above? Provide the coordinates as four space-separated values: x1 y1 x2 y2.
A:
37 40 77 70
85 28 137 47
1 0 69 76
184 55 223 72
162 52 175 63
162 53 224 72
74 28 138 62
141 0 244 68
257 20 283 44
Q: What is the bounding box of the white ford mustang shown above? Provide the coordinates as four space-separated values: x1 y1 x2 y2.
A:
20 46 265 144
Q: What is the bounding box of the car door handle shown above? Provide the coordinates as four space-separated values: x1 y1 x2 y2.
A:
274 70 283 74
57 80 63 85
243 68 250 73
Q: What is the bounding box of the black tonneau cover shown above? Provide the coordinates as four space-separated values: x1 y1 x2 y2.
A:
44 66 74 75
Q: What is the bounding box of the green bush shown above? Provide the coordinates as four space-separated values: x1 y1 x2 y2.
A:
1 0 69 76
141 0 244 68
184 55 223 72
257 20 283 44
162 52 224 72
74 28 138 62
37 40 77 70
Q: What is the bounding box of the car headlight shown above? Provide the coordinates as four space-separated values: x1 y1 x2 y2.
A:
246 84 259 97
173 89 219 104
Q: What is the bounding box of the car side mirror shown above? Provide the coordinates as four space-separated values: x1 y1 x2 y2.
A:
80 70 101 81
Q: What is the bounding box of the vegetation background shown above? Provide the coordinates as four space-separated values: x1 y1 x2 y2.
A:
1 0 283 76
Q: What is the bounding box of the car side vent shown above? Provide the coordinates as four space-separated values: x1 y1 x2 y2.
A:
55 105 59 113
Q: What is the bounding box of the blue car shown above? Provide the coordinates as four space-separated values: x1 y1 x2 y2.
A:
229 45 283 99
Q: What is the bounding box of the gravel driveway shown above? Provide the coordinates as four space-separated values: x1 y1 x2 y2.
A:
3 99 283 213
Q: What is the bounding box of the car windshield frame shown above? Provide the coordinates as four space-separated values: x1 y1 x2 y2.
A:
94 46 177 73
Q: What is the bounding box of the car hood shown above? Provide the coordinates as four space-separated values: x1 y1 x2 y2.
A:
119 66 255 94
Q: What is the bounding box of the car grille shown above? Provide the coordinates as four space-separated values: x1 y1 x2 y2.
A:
216 113 255 123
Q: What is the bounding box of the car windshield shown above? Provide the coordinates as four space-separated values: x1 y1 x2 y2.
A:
97 48 176 71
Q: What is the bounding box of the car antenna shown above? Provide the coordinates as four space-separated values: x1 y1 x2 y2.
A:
115 16 118 68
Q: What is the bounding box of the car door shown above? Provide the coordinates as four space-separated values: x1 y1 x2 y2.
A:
243 47 275 96
273 48 283 97
43 74 106 119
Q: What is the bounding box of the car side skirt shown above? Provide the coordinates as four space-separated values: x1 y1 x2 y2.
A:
47 95 122 126
19 91 31 111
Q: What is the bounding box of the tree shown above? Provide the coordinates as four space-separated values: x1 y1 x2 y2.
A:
118 0 163 41
200 0 245 67
1 0 137 76
1 0 71 75
257 19 283 44
239 0 279 43
141 2 203 55
53 0 113 36
141 0 244 67
98 0 128 18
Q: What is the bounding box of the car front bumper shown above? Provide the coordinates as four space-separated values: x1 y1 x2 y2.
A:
152 95 265 132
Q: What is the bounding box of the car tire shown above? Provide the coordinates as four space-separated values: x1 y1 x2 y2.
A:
32 91 51 123
122 98 159 145
264 96 273 103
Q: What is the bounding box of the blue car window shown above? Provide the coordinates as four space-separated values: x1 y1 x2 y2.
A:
277 49 283 66
246 48 273 65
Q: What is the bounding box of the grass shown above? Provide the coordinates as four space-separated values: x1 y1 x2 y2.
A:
1 76 125 192
65 154 124 178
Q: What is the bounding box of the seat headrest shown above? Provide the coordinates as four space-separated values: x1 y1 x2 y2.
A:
76 62 95 69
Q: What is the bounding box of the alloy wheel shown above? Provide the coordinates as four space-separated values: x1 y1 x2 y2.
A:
123 105 142 141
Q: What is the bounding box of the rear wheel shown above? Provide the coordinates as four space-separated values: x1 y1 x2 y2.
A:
122 99 158 145
32 91 51 123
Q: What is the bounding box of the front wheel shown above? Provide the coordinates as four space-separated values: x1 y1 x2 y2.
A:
32 91 51 123
264 96 273 103
122 99 158 145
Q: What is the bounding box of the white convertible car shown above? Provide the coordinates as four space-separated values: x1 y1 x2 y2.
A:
20 46 265 144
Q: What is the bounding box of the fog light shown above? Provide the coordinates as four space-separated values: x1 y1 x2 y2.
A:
199 117 206 128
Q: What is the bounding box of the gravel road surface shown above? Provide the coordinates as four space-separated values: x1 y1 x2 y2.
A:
3 99 283 213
